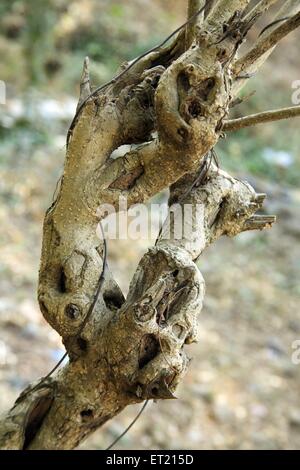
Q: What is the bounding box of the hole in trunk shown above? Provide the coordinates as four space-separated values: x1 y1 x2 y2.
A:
188 100 202 118
139 334 160 369
23 394 54 449
198 77 216 101
103 291 124 311
178 71 190 92
65 303 81 320
77 337 88 352
58 268 66 293
80 409 94 422
177 127 188 140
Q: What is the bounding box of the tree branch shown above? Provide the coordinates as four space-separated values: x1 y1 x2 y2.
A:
186 0 206 46
77 57 91 111
1 0 290 448
223 106 300 131
234 10 300 76
205 0 251 32
0 165 274 450
243 0 280 23
242 214 276 232
231 0 300 98
203 0 216 18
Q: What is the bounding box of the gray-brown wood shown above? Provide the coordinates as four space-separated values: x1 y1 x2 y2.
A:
0 0 299 450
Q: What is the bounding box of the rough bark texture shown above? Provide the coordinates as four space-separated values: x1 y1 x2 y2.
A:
0 0 299 450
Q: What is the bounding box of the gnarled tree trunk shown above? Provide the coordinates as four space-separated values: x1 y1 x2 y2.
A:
1 0 299 450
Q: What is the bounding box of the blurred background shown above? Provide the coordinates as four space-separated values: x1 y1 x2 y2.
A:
0 0 300 450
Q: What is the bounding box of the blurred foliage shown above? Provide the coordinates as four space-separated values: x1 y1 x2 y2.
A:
0 0 299 186
218 75 300 187
0 0 175 92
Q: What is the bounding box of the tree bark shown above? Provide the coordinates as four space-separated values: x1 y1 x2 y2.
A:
0 0 298 450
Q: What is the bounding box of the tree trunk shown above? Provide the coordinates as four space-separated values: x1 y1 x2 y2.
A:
1 0 299 450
